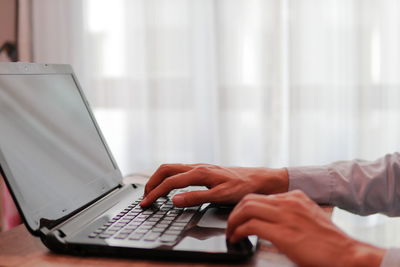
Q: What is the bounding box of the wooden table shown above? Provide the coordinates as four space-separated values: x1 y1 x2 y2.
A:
0 224 296 267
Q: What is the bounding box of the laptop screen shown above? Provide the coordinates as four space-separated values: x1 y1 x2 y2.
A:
0 71 122 232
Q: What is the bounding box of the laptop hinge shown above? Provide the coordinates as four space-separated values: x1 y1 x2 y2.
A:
40 227 66 238
40 226 51 236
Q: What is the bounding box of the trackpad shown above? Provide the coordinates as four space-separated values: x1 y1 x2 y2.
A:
196 207 230 229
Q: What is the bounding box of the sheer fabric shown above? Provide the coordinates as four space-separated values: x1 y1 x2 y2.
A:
31 0 400 177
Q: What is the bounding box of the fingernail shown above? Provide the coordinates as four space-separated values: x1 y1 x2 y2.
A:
140 198 147 206
172 195 185 206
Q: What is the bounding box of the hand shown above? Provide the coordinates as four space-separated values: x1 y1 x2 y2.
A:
227 190 386 267
140 163 289 207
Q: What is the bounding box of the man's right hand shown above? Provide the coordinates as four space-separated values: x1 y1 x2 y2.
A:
140 164 289 208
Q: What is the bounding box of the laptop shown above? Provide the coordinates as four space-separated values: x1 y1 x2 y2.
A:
0 62 257 261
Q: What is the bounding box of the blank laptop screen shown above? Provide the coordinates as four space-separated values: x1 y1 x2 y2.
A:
0 73 121 229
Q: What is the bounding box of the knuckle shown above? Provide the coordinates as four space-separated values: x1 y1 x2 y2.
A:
241 200 253 208
291 189 306 198
248 193 258 198
210 186 224 197
241 193 258 204
241 201 258 213
242 194 254 202
283 198 300 207
159 163 170 171
195 166 209 174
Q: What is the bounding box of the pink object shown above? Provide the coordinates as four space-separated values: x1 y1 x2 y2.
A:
1 177 21 231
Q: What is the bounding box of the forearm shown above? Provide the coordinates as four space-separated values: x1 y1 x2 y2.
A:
288 153 400 215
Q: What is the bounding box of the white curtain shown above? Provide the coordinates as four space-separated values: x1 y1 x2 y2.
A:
31 0 400 177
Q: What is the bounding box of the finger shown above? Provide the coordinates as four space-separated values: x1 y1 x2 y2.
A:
172 184 229 207
232 193 281 213
229 218 281 243
144 164 192 196
226 200 281 237
140 169 213 207
233 191 303 212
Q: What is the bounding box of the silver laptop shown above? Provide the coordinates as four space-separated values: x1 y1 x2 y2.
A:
0 62 257 261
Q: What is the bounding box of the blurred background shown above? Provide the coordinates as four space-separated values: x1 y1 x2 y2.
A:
30 0 400 172
1 0 400 247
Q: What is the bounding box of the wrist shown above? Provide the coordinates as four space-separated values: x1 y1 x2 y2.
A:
256 167 289 195
347 241 385 267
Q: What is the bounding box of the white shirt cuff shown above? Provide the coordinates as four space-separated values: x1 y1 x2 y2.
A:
287 166 334 204
380 248 400 267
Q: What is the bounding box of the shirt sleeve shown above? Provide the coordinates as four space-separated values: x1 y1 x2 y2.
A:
287 152 400 216
381 248 400 267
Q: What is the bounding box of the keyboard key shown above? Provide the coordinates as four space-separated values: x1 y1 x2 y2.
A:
143 210 154 215
175 209 196 223
156 223 170 228
114 233 129 240
128 233 144 240
99 233 113 239
144 232 161 241
160 234 178 243
160 217 174 222
167 210 181 215
139 225 152 230
135 228 149 234
132 217 146 223
164 215 178 220
152 228 166 233
88 232 98 238
120 229 134 234
142 221 156 226
128 221 142 226
165 230 181 235
169 226 185 231
172 222 187 227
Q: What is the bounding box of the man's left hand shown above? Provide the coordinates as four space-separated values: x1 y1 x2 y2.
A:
227 190 386 267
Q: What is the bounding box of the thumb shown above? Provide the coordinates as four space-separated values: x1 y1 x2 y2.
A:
172 190 217 207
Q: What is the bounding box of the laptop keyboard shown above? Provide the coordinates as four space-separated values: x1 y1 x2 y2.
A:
88 189 200 243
